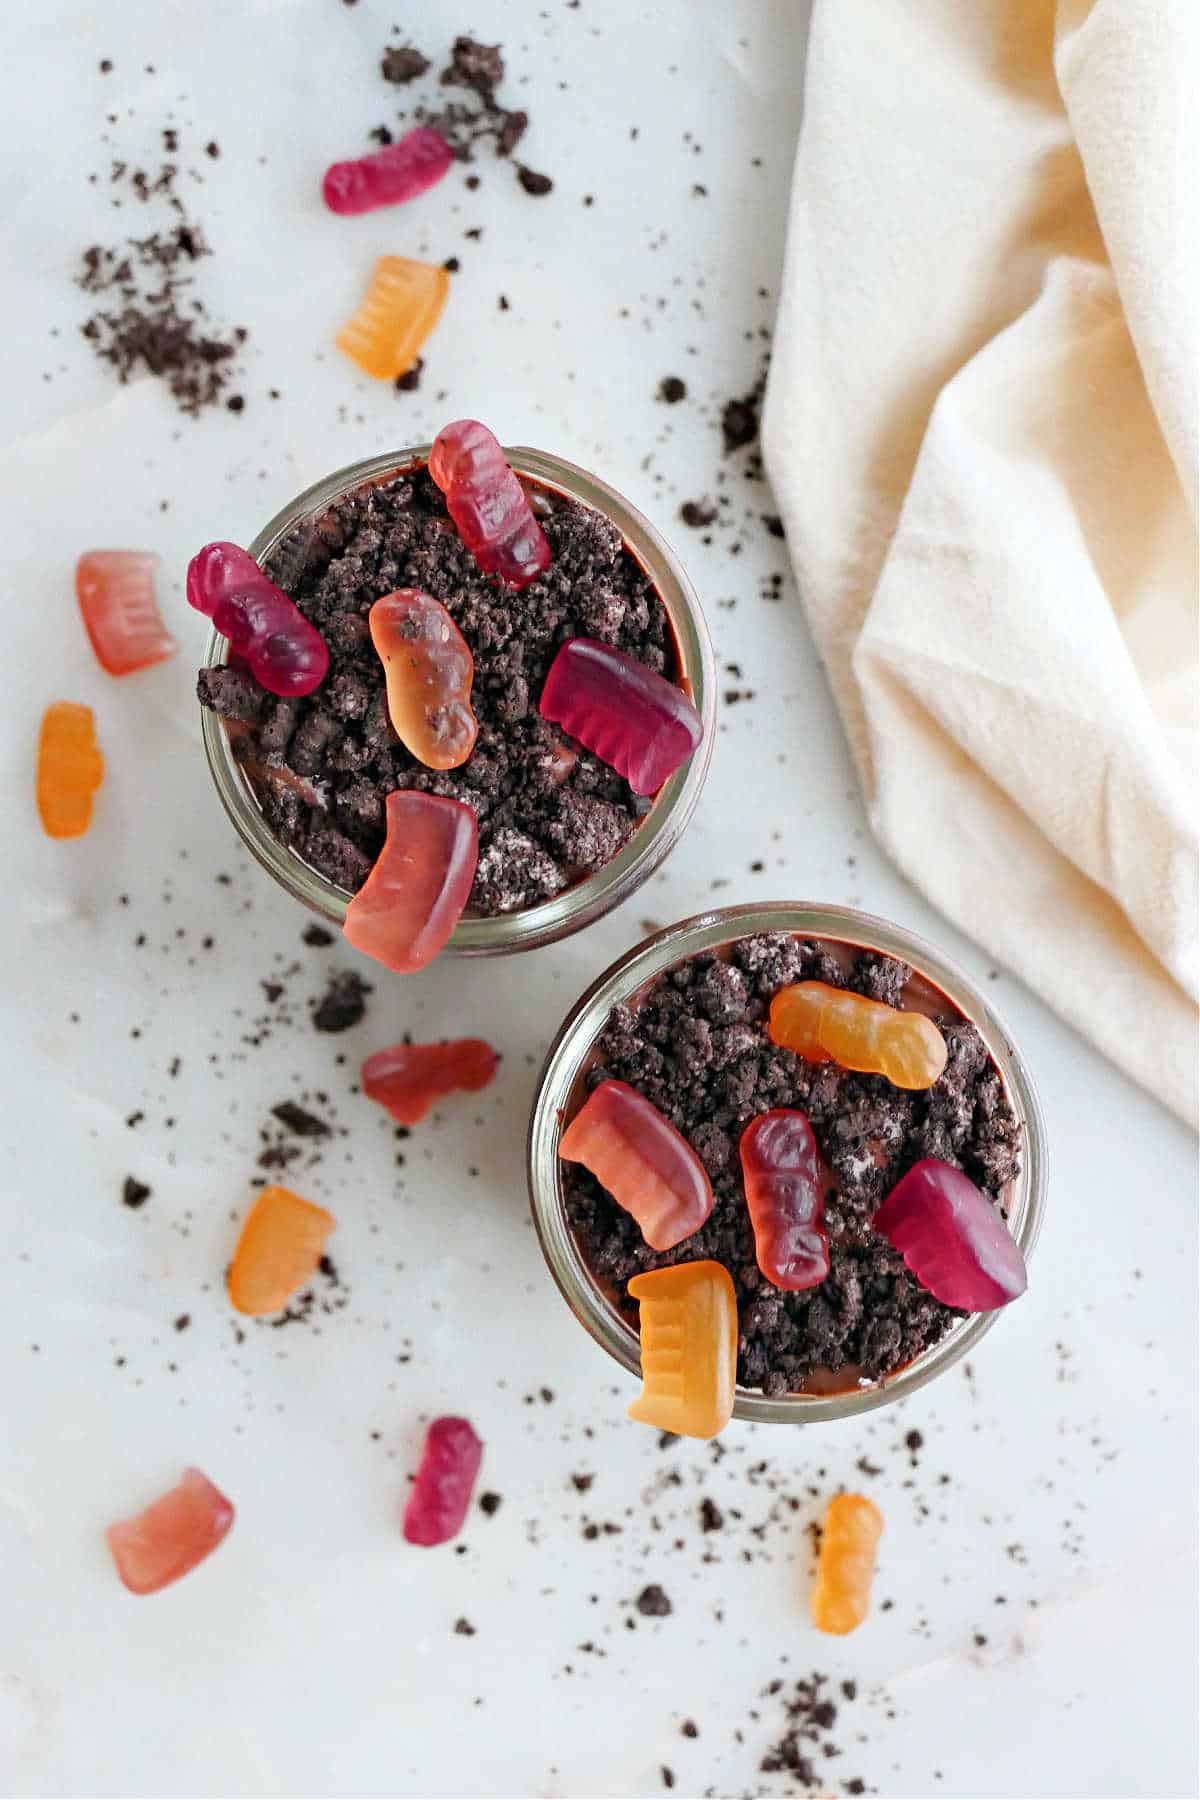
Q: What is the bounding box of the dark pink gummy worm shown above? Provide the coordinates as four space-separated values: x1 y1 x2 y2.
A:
539 636 703 796
872 1158 1027 1312
322 127 454 216
186 541 329 698
428 419 552 590
402 1416 483 1547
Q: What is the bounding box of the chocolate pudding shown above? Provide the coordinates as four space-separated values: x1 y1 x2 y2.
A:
197 464 686 915
561 931 1023 1397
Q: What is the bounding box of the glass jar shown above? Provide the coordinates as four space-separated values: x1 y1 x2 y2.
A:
200 445 715 954
527 902 1049 1425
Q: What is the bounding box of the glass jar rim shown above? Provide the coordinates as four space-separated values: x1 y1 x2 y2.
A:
200 444 715 954
527 901 1049 1426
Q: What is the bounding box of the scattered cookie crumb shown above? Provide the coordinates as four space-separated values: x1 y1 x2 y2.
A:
271 1101 332 1139
516 164 553 196
381 45 430 84
313 971 370 1033
699 1497 724 1533
636 1584 672 1617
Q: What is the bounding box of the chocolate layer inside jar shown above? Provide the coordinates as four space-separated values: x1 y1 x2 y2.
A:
561 931 1023 1397
197 464 684 915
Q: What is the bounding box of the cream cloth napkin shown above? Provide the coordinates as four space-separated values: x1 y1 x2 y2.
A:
762 0 1198 1125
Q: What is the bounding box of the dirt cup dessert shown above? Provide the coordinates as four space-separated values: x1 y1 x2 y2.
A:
194 423 714 968
528 905 1047 1434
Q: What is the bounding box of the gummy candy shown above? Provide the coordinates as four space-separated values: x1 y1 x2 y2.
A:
873 1158 1027 1311
362 1039 498 1126
544 740 579 785
739 1110 829 1291
36 702 104 839
768 981 947 1090
342 790 478 972
239 755 327 814
559 1079 713 1252
627 1261 737 1440
322 126 453 216
186 542 329 697
812 1493 883 1635
106 1468 234 1595
75 550 177 676
227 1184 336 1317
539 638 703 797
403 1416 483 1546
369 589 478 770
428 419 551 589
336 256 449 381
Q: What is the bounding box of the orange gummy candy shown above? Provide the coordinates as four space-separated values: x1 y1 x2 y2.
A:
76 550 177 676
769 981 947 1090
812 1493 884 1635
627 1261 737 1440
369 589 478 770
336 256 449 380
227 1185 336 1317
36 702 104 839
559 1080 713 1253
106 1468 234 1596
342 790 477 974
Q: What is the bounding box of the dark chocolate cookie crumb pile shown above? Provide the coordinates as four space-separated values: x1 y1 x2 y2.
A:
758 1672 868 1793
374 33 553 194
78 198 247 416
197 468 673 913
564 935 1022 1394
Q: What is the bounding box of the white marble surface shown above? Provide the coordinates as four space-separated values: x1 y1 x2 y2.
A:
2 4 1196 1797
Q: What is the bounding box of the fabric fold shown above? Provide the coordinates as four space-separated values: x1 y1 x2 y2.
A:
763 0 1198 1123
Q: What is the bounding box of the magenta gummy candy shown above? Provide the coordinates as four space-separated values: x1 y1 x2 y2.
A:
322 127 453 216
872 1158 1027 1311
539 637 703 796
428 420 551 589
186 542 329 698
403 1416 483 1547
